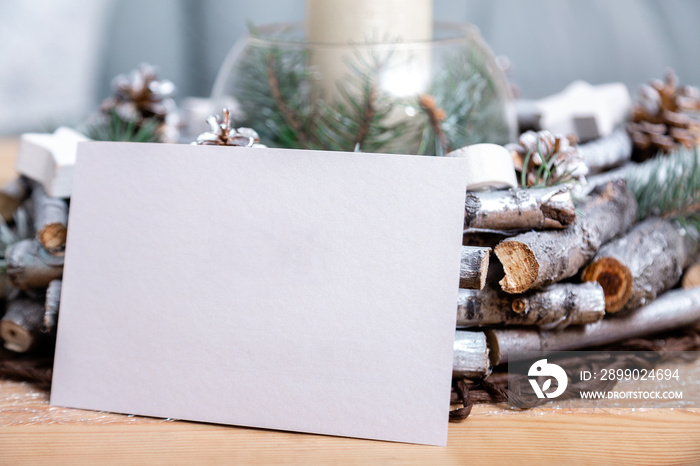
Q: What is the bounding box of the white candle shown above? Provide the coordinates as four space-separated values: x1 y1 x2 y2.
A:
306 0 433 45
306 0 433 100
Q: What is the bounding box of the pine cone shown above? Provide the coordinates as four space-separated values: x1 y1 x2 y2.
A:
195 108 264 147
100 64 179 142
627 70 700 161
507 130 588 188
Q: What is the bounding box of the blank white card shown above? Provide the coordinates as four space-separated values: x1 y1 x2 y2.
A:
51 142 468 446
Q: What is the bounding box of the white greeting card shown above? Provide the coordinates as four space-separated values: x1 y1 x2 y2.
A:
50 142 468 446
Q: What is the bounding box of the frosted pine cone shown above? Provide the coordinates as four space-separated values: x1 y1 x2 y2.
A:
628 70 700 161
100 63 179 142
195 108 265 147
507 130 588 188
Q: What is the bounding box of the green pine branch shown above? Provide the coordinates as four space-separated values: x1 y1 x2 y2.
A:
626 146 700 234
86 110 161 143
426 47 512 151
229 29 513 155
234 34 416 153
231 26 315 149
311 49 413 154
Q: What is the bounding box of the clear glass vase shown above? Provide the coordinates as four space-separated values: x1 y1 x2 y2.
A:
212 22 516 155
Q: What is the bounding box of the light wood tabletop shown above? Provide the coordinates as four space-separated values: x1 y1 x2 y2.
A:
0 137 698 465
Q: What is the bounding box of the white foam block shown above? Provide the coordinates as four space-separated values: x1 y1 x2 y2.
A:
15 127 89 198
50 142 469 446
536 81 631 142
446 143 518 191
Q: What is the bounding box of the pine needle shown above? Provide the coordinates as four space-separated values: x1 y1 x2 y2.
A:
312 47 412 154
425 47 512 152
627 146 700 233
516 136 583 189
226 30 512 155
86 111 161 143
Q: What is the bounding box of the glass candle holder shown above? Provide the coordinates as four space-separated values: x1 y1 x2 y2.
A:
212 22 516 155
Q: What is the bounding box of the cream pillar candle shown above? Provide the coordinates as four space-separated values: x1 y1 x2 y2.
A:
306 0 433 100
306 0 432 45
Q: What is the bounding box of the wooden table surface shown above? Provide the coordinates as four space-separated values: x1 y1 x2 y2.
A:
0 137 699 465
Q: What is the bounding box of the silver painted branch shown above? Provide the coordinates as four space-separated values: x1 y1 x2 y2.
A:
460 246 490 290
456 282 605 329
453 330 490 378
30 182 68 255
582 218 700 313
43 279 62 334
464 186 576 231
495 180 637 293
487 287 700 364
6 239 64 292
0 294 45 352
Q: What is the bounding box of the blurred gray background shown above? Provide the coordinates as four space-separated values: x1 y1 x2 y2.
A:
1 0 699 136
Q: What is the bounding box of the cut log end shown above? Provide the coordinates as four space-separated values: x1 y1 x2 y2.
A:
453 331 491 378
511 299 527 314
682 263 700 289
540 191 577 228
582 256 633 313
0 320 34 353
495 241 538 294
38 223 68 255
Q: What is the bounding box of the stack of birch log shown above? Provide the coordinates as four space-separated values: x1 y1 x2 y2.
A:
0 177 65 353
0 76 698 418
453 143 700 382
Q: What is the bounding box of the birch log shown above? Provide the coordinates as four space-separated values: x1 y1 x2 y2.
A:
494 180 637 294
457 282 605 329
6 239 64 292
487 287 700 364
683 262 700 289
30 182 68 255
582 163 633 195
453 330 491 378
579 127 633 173
43 279 62 334
0 177 30 222
0 294 46 352
582 218 700 313
464 186 576 231
460 246 490 290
